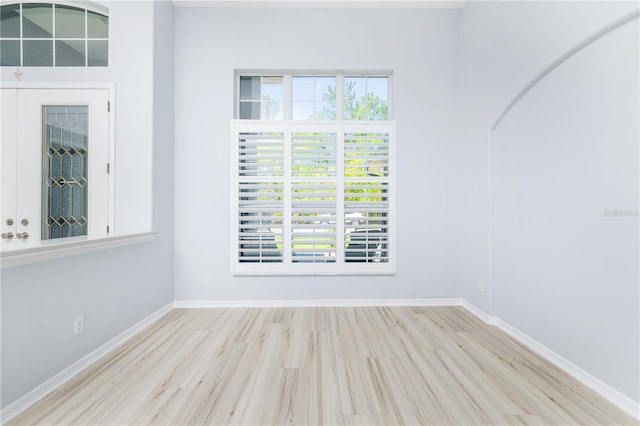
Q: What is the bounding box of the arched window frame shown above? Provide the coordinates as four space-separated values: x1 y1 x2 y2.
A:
0 1 109 67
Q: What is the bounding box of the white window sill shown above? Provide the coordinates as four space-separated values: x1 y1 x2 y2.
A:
0 232 159 269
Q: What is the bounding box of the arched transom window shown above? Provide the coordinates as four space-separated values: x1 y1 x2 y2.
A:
0 2 108 67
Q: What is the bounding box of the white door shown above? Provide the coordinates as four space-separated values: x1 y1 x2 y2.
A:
1 89 19 249
1 88 110 250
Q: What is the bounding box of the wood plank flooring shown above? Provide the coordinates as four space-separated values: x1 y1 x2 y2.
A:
9 306 637 425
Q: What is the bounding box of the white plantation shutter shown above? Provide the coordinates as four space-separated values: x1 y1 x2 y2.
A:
291 133 337 263
237 132 284 263
344 133 390 263
232 121 395 275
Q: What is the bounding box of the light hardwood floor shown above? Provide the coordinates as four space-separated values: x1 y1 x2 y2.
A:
10 306 637 425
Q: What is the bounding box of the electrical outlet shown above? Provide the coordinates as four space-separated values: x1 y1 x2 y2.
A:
479 280 485 292
207 274 214 285
74 316 84 335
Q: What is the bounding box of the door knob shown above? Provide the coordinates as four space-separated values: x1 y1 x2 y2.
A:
1 232 14 240
16 232 29 239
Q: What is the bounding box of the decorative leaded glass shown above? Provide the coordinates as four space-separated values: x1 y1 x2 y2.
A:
42 105 89 239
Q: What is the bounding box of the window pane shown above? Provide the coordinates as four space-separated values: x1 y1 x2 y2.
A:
293 77 336 120
55 5 85 38
293 77 335 101
0 4 21 38
261 76 283 119
262 76 283 101
315 77 335 100
239 101 260 120
23 40 53 66
346 77 366 99
292 77 314 101
345 76 389 120
239 76 260 101
42 105 89 240
55 40 85 66
292 101 314 120
367 77 388 102
261 101 282 120
87 40 107 66
23 4 53 38
0 40 20 66
87 11 108 38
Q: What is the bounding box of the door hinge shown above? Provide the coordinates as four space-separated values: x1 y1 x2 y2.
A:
107 163 110 173
107 225 110 234
107 101 111 112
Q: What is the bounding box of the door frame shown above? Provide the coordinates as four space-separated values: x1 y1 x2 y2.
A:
1 82 115 246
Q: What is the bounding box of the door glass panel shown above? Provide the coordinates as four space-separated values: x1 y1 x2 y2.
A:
87 11 108 38
23 39 53 66
42 105 89 240
87 40 108 66
55 39 85 66
0 4 21 38
0 40 20 66
22 3 53 38
55 6 85 38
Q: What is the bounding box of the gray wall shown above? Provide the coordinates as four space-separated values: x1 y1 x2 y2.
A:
173 7 462 301
1 1 175 409
459 1 639 403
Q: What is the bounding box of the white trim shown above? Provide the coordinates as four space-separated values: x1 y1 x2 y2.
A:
174 298 464 308
461 299 495 324
461 301 640 420
0 302 173 424
1 231 159 269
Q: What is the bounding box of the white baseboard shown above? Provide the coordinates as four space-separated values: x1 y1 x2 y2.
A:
0 302 173 424
460 299 496 324
460 301 640 420
173 298 464 308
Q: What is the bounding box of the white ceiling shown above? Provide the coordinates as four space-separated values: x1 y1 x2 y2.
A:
171 0 466 9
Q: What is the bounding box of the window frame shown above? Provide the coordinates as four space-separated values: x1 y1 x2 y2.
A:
234 70 393 121
0 1 109 67
231 119 396 276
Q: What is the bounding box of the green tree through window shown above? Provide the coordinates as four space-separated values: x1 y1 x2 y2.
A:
316 80 389 121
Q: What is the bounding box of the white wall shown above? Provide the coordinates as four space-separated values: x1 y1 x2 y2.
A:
3 0 637 414
1 1 175 409
459 1 639 403
0 1 154 233
173 7 462 301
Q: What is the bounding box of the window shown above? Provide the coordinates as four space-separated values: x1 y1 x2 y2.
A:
233 71 394 275
236 72 391 121
0 2 108 67
232 122 395 275
1 87 112 250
